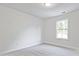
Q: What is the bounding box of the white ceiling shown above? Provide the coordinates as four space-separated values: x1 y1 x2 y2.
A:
0 3 79 18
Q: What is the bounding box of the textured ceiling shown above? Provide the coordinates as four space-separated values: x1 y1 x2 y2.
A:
0 3 79 18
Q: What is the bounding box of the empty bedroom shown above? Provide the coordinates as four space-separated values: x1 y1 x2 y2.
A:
0 3 79 56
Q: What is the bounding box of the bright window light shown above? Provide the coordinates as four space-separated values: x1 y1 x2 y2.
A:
56 19 68 39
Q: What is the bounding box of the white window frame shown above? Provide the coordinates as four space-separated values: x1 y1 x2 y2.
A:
56 19 68 39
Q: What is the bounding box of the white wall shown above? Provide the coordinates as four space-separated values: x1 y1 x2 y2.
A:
42 10 79 50
0 6 43 54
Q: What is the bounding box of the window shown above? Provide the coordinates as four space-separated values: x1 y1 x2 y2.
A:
56 19 68 39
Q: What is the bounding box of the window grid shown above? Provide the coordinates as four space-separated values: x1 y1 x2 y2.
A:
56 19 68 39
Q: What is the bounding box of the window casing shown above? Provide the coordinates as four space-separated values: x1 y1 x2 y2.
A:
56 19 68 39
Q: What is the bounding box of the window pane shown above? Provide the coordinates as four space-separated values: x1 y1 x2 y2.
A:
56 30 63 38
56 20 68 30
62 30 68 39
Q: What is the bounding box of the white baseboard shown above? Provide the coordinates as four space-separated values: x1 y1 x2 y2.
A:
43 41 79 51
1 41 42 55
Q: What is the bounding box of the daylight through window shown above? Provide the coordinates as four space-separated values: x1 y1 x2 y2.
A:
56 19 68 39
